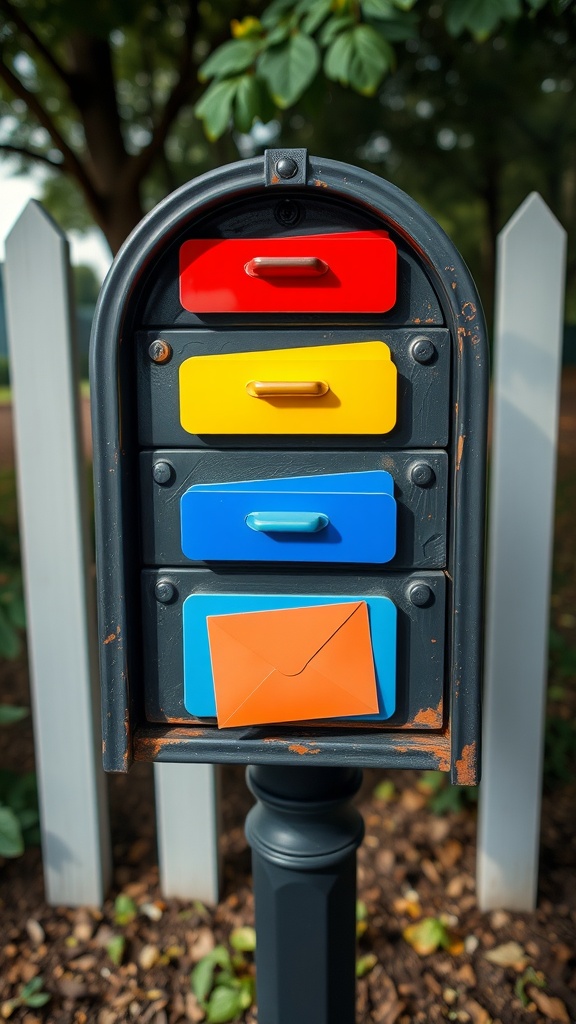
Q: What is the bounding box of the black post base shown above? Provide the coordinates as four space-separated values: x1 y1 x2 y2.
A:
245 765 364 1024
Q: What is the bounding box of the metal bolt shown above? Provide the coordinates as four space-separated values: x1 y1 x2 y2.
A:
155 579 176 604
410 337 436 365
276 156 298 179
408 582 433 607
152 461 173 485
148 339 172 364
410 462 435 487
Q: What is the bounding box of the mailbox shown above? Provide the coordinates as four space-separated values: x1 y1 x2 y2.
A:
91 149 488 784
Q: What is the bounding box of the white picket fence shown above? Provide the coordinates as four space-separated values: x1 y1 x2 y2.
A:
3 195 566 911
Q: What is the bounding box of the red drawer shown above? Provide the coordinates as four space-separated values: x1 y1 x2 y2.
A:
179 230 397 314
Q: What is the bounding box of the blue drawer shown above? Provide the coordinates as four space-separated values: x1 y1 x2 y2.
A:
180 471 396 563
182 592 396 724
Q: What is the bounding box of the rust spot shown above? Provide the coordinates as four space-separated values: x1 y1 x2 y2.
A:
471 333 480 345
451 282 457 290
457 325 466 356
455 742 477 785
412 318 421 324
391 731 451 771
462 301 476 321
313 179 328 188
425 318 434 324
270 174 279 184
288 743 320 755
103 633 116 645
413 700 443 728
454 401 459 418
456 434 465 471
263 737 291 745
102 740 106 753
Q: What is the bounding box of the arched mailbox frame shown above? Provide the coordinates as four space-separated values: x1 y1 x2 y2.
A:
91 152 488 782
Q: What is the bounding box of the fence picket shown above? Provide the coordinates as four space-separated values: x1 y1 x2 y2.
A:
477 193 566 910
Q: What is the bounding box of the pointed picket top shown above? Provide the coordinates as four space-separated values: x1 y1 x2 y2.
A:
500 190 565 244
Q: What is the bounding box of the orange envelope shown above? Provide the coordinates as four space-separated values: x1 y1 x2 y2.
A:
206 601 379 728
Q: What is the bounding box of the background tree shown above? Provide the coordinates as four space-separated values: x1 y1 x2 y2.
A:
0 0 574 321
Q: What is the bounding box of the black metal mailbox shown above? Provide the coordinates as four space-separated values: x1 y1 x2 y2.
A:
90 149 488 783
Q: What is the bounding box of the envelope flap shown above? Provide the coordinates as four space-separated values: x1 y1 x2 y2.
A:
207 601 364 677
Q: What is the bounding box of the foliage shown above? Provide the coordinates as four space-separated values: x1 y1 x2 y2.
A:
416 771 478 815
114 892 138 926
0 469 25 660
190 938 255 1023
1 976 51 1017
194 0 549 139
515 966 546 1007
403 916 455 956
0 706 39 859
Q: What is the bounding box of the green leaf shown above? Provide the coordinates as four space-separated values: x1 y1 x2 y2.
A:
198 39 261 82
403 917 451 956
0 705 29 725
209 945 233 970
191 956 216 1004
233 76 261 133
445 0 522 39
373 779 395 802
515 967 546 1007
261 0 299 29
206 985 244 1024
23 993 51 1008
258 32 320 108
390 0 417 9
105 934 125 966
5 591 26 630
238 977 255 1009
324 28 355 84
195 78 239 140
319 14 355 47
18 977 44 998
114 893 137 925
0 804 24 857
230 926 257 953
356 899 368 922
361 0 396 19
347 25 394 95
300 0 332 34
356 952 378 977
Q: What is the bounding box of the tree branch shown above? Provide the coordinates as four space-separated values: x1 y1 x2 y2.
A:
0 142 63 169
0 0 71 91
123 0 201 187
0 53 101 214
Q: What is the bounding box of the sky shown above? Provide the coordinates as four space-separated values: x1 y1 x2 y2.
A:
0 162 112 282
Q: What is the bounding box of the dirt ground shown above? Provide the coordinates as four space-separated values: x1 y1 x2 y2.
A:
0 375 574 1024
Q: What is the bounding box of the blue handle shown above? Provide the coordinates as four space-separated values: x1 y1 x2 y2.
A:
246 511 329 533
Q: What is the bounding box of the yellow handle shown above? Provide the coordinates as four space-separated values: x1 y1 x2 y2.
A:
244 257 329 278
245 380 330 398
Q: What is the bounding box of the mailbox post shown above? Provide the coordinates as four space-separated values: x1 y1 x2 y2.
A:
91 149 488 1024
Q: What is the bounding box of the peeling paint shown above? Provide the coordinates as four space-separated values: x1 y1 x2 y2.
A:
313 179 328 188
270 174 279 184
462 301 477 321
288 743 321 755
455 742 477 785
456 434 465 471
103 633 116 645
413 701 443 728
457 326 466 356
392 732 450 771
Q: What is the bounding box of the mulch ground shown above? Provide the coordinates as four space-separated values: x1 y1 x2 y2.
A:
0 374 575 1024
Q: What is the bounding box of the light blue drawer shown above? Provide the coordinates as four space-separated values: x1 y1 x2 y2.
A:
180 471 396 564
183 591 397 725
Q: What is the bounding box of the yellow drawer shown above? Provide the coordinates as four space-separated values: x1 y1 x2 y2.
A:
179 341 397 435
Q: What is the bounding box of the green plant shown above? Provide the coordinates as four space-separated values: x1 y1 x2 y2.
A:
417 771 478 815
0 706 40 858
1 976 51 1017
190 930 256 1023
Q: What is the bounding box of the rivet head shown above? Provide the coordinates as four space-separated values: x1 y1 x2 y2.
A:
148 339 172 364
152 461 173 485
155 579 176 604
408 582 433 607
410 462 435 487
276 156 298 179
410 337 436 365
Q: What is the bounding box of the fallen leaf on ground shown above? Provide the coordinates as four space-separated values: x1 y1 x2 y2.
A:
527 989 570 1022
484 941 528 969
403 917 451 956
